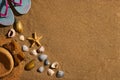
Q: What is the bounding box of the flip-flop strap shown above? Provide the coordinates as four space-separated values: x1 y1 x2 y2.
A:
0 0 9 17
11 0 22 6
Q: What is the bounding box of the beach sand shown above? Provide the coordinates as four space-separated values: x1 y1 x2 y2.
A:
0 0 120 80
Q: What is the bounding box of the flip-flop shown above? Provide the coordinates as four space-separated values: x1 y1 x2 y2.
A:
11 0 31 14
0 0 14 26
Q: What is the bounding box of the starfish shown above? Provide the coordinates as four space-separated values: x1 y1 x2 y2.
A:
27 32 43 47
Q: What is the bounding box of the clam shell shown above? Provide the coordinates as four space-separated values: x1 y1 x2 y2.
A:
47 69 55 76
30 49 38 56
44 59 50 66
7 29 16 38
25 59 35 71
38 54 48 61
37 46 45 53
14 20 23 33
50 62 59 69
19 35 25 41
56 70 64 78
22 45 29 52
37 66 44 73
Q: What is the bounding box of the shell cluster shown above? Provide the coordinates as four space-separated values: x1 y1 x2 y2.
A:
6 20 64 79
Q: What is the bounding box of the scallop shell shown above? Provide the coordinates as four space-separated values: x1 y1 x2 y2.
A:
25 59 35 71
30 49 38 56
38 54 48 61
7 28 16 38
37 66 44 73
22 45 29 52
37 46 45 53
50 62 59 69
19 35 25 41
56 70 64 78
14 20 23 33
47 69 55 76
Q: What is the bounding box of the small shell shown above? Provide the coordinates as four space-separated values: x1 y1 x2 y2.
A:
22 45 29 52
7 28 16 38
44 59 50 66
19 35 25 41
47 69 55 76
51 62 59 69
14 20 23 33
56 70 64 78
30 49 38 56
25 59 35 71
38 54 48 61
37 66 45 73
37 46 45 53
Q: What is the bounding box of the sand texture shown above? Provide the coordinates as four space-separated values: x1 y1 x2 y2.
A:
0 0 120 80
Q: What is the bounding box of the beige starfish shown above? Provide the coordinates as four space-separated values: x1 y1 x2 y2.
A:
27 32 43 47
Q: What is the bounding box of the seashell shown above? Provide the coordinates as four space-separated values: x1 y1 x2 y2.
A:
37 66 44 73
37 46 45 53
14 20 23 33
7 28 16 38
30 49 38 56
47 69 55 76
22 45 29 52
25 59 35 71
19 35 25 41
50 62 59 69
44 59 50 66
38 54 48 61
56 70 64 78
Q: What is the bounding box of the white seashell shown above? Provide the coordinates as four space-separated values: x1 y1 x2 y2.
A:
56 70 64 78
47 69 55 76
22 45 29 52
37 66 44 73
30 49 38 56
37 46 45 53
38 54 48 61
19 35 25 41
7 28 16 38
44 59 50 66
51 62 59 69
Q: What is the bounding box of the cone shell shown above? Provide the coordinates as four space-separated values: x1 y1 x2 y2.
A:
14 20 23 33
